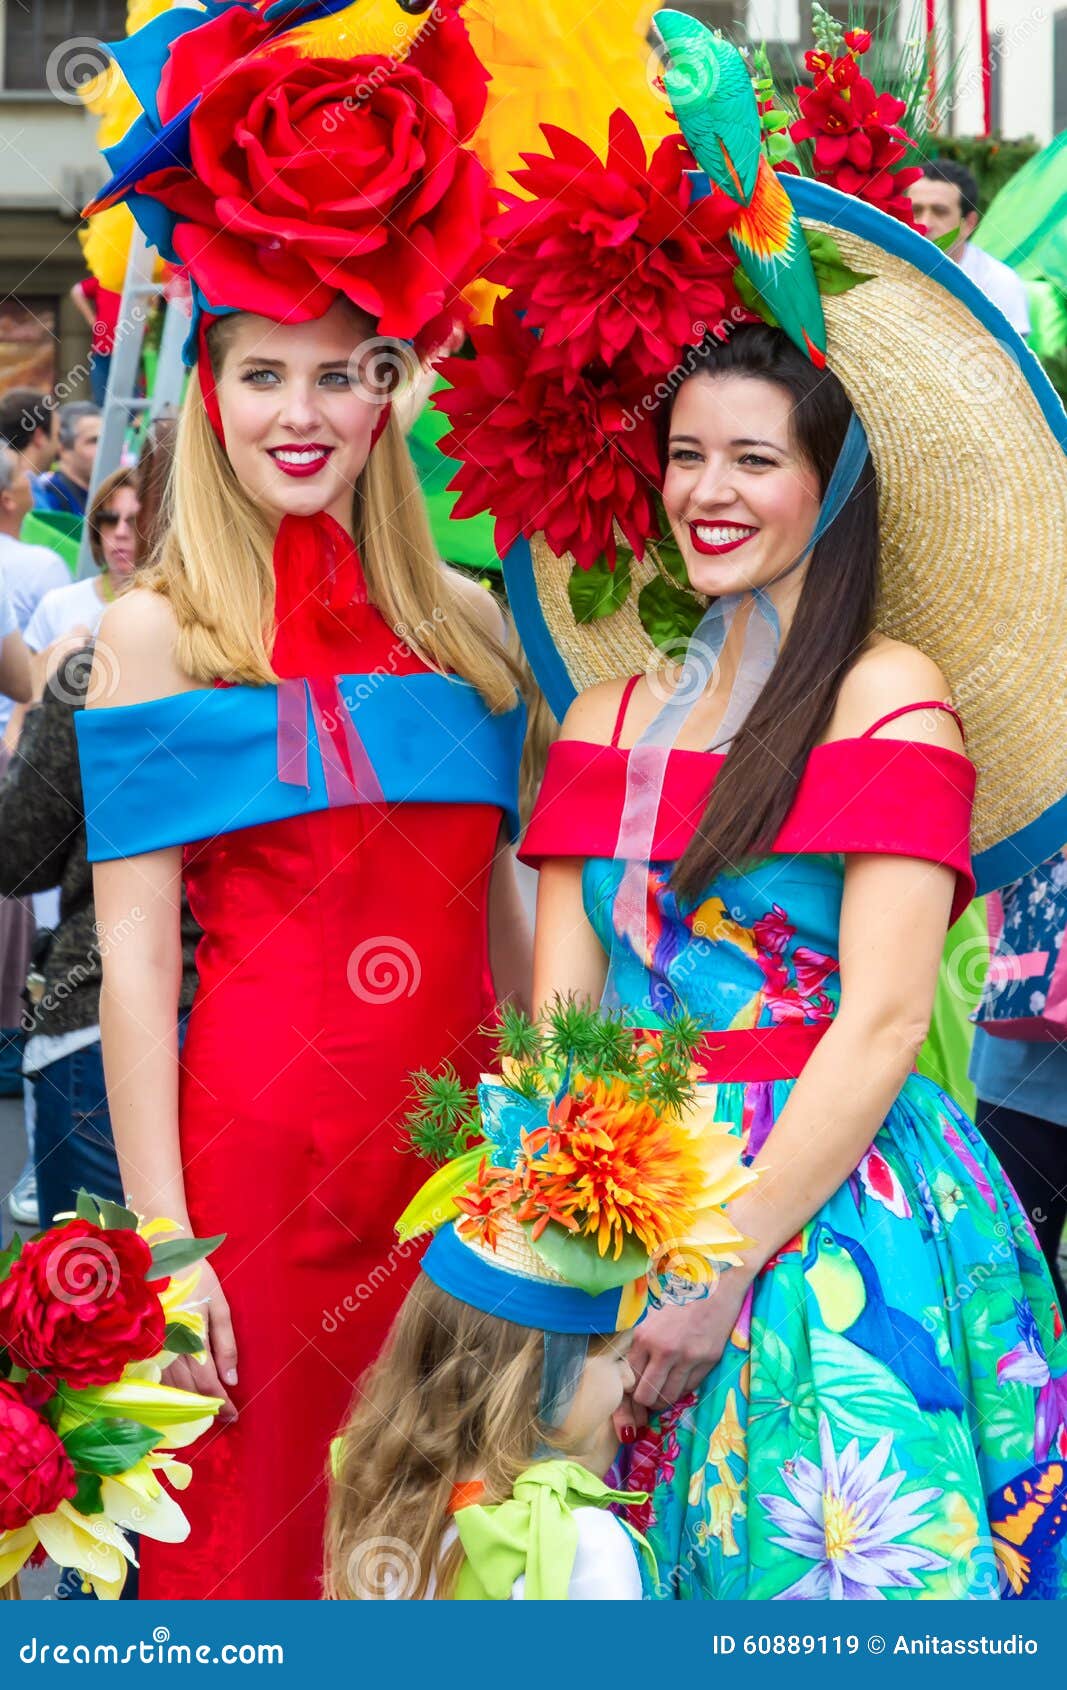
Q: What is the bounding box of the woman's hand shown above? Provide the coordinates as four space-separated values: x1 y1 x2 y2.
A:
162 1260 239 1424
618 1272 753 1434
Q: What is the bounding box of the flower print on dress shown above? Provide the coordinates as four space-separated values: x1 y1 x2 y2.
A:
997 1301 1067 1463
751 904 837 1024
855 1146 912 1219
761 1414 948 1599
621 1393 697 1533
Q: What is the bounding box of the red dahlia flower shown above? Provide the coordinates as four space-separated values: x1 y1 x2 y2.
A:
435 303 661 572
0 1220 168 1389
488 111 741 379
0 1381 77 1531
791 53 922 225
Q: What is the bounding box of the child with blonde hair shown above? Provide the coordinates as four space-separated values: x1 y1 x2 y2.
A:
326 1008 756 1600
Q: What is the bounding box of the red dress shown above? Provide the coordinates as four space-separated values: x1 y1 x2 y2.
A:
140 571 503 1599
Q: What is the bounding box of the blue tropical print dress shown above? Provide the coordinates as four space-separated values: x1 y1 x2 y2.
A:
583 850 1067 1600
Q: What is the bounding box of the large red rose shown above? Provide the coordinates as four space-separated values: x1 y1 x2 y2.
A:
137 12 493 340
0 1381 77 1531
0 1221 168 1389
436 302 662 572
489 112 742 379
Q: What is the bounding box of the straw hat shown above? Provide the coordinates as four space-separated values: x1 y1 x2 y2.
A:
503 174 1067 893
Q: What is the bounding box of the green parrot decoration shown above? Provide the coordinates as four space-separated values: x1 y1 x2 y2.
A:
803 1222 965 1416
652 9 828 368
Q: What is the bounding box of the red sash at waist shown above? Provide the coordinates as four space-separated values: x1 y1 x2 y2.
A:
685 1022 831 1081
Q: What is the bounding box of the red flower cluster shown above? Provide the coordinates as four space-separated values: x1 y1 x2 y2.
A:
0 1381 76 1531
139 4 493 342
437 114 747 570
0 1221 168 1390
489 113 741 377
791 35 921 223
436 301 660 572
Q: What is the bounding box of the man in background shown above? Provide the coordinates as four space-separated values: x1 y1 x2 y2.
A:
0 388 59 503
33 402 100 518
907 159 1031 338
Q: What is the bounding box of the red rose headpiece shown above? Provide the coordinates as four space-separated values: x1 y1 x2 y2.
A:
87 2 494 357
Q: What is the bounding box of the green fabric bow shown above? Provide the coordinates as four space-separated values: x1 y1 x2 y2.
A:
450 1459 655 1601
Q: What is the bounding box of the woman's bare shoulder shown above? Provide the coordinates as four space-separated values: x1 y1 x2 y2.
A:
826 636 962 749
558 677 636 746
91 587 197 709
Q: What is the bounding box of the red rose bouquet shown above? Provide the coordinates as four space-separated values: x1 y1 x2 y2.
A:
0 1194 223 1599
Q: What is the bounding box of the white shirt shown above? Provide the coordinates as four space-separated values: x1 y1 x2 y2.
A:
0 570 15 641
959 243 1031 338
0 535 70 731
427 1507 644 1600
0 534 70 632
24 576 107 653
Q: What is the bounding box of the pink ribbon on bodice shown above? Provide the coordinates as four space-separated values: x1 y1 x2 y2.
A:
276 673 384 807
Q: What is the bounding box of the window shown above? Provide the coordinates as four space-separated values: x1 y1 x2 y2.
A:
2 0 127 94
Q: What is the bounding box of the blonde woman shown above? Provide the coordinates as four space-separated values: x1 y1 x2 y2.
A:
74 7 528 1600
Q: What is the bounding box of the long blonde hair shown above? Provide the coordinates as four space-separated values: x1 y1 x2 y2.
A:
139 352 520 711
324 1276 604 1601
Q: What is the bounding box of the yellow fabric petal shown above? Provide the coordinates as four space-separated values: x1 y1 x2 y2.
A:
0 1526 37 1585
33 1504 133 1599
101 1475 190 1545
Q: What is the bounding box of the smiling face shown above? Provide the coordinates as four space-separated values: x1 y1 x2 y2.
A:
662 372 822 599
213 300 390 532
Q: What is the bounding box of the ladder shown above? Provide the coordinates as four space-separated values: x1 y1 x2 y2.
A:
75 224 189 578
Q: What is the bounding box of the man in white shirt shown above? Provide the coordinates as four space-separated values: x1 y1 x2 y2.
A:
0 445 70 742
907 160 1031 339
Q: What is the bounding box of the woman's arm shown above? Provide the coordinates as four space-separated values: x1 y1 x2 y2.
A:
628 649 965 1412
0 629 31 704
487 832 533 1012
87 590 238 1415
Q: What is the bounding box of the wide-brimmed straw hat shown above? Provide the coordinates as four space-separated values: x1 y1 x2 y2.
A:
504 173 1067 895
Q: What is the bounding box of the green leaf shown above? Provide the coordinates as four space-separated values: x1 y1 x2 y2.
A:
803 229 875 297
74 1190 101 1224
933 225 962 252
71 1470 105 1516
147 1235 225 1279
567 554 631 624
0 1232 23 1283
808 1329 933 1442
162 1321 204 1356
733 265 780 329
646 508 688 585
395 1146 488 1243
636 577 705 652
95 1199 139 1232
522 1217 648 1296
62 1416 160 1476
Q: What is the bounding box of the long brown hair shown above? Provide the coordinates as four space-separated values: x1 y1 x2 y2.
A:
667 326 879 902
86 466 139 571
324 1275 608 1600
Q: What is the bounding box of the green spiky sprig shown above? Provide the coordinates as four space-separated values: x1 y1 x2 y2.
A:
402 1065 482 1165
493 1002 544 1066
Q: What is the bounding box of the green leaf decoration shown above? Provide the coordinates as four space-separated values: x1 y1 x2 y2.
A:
62 1416 160 1476
147 1235 225 1280
395 1145 488 1243
567 554 631 624
933 225 962 253
493 1003 543 1066
402 1065 480 1164
803 230 875 296
74 1190 101 1224
0 1233 23 1284
522 1216 649 1296
71 1470 105 1516
95 1199 139 1232
808 1329 933 1443
646 509 688 586
162 1321 205 1356
637 577 706 651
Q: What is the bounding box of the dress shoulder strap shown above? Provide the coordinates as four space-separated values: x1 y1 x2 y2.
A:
861 699 965 743
610 675 642 748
